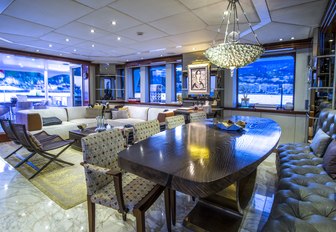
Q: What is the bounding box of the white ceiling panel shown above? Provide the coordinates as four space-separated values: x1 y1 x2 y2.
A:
109 0 187 23
271 1 328 27
0 0 13 14
74 41 117 53
118 24 168 42
3 0 93 28
242 22 311 44
17 40 67 52
77 7 142 33
150 12 207 35
97 34 136 46
127 38 177 51
267 0 325 11
40 33 83 46
167 30 217 46
75 0 118 9
0 15 52 37
0 33 36 43
55 22 111 40
178 0 223 10
193 0 260 26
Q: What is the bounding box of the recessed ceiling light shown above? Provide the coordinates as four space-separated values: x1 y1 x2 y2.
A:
91 44 95 48
90 29 95 33
192 47 196 50
49 44 53 47
36 49 39 52
73 49 77 52
6 55 10 58
291 37 295 40
279 38 283 41
160 54 163 57
18 63 22 67
329 39 334 42
32 58 35 61
137 52 141 55
117 37 121 41
65 38 69 42
141 57 144 59
59 53 63 56
176 45 182 48
126 59 129 62
112 20 116 25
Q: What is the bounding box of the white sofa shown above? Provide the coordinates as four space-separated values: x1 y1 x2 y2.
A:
16 105 175 139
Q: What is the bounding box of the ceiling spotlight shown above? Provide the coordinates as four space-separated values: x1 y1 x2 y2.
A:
192 47 196 50
291 37 295 40
279 38 283 41
32 58 35 61
137 52 141 55
126 59 129 62
49 44 53 47
65 38 69 42
36 49 39 52
90 29 95 33
117 37 121 41
6 55 10 58
176 45 182 48
112 20 116 25
329 39 334 42
91 44 95 48
59 53 63 56
141 57 144 59
73 49 77 52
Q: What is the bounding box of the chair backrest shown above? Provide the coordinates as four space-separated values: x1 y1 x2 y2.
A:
165 115 185 129
11 123 39 150
82 129 125 169
0 119 19 143
190 112 207 123
133 119 160 142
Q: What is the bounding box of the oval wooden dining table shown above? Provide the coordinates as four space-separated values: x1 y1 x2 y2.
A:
118 116 281 231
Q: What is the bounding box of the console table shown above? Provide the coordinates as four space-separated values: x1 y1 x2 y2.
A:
118 116 281 231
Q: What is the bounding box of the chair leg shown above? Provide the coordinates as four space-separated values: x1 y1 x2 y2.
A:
171 189 176 226
14 152 36 168
133 209 145 232
164 188 172 232
4 145 23 159
87 195 95 232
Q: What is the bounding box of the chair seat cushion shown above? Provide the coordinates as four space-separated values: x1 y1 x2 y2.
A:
90 173 157 211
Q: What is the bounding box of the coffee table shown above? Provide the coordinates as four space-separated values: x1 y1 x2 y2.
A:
69 126 135 151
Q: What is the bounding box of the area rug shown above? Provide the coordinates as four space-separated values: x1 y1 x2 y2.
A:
0 142 86 210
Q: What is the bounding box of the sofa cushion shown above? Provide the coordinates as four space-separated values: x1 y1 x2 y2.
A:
310 129 332 157
147 108 166 121
66 106 87 121
112 110 129 119
323 140 336 179
33 107 68 122
69 118 97 128
85 108 102 118
126 106 149 121
42 117 62 126
112 118 145 125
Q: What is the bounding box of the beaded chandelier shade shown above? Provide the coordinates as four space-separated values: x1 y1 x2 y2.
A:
205 0 264 70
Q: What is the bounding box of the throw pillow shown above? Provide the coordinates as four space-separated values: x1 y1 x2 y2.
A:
112 110 129 119
322 140 336 179
85 108 102 118
42 117 62 126
27 132 42 149
310 129 332 157
118 106 130 117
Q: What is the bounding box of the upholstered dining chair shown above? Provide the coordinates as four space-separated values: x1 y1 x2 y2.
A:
0 119 58 159
11 123 74 179
133 119 160 143
165 115 185 129
81 130 171 232
189 112 207 123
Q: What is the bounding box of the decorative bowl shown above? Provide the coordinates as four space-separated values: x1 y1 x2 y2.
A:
77 123 87 131
216 120 246 131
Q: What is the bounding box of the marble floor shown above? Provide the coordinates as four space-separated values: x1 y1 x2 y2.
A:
0 150 277 232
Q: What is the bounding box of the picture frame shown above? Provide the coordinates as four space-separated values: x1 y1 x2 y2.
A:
188 63 210 95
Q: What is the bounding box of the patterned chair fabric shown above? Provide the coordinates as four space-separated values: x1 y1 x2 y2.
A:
165 115 185 129
263 109 336 232
133 119 160 143
189 112 207 123
81 129 166 232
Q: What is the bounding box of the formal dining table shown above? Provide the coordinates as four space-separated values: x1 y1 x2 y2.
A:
118 116 281 231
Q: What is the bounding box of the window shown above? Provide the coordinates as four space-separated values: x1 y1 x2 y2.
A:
149 66 166 103
210 75 216 97
132 68 141 98
117 68 125 99
175 64 182 101
237 55 295 107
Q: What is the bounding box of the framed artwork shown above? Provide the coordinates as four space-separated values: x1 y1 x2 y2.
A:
188 63 210 95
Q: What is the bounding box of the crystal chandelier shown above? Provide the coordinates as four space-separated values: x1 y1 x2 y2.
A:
204 0 264 70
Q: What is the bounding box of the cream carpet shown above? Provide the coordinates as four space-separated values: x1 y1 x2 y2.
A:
0 142 86 210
